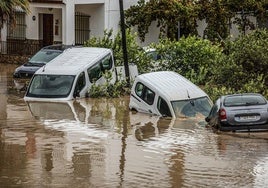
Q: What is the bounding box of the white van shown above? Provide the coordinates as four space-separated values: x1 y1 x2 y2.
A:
24 47 117 101
129 71 212 118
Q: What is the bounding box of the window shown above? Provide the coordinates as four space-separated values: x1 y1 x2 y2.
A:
171 97 212 117
101 55 113 71
88 64 102 83
7 11 26 39
135 82 144 97
27 75 75 98
75 72 86 92
157 97 172 117
134 82 155 105
224 95 267 107
144 88 155 105
75 12 91 45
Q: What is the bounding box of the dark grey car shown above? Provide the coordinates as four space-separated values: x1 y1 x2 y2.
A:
205 93 268 131
13 44 72 78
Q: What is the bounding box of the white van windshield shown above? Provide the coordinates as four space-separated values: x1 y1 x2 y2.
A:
27 75 75 98
171 97 212 118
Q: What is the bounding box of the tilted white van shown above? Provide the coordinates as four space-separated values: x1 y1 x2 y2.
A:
24 47 117 101
129 71 213 118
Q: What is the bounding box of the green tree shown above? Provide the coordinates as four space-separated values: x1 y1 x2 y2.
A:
151 36 224 85
125 0 198 42
205 29 268 100
197 0 232 41
0 0 29 30
198 0 268 41
126 0 268 42
221 29 268 89
84 29 152 74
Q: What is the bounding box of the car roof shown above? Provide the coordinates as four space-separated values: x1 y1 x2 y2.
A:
41 44 74 51
134 71 209 101
35 47 112 76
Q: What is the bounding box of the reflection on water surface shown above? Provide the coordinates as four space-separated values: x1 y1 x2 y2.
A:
1 64 268 187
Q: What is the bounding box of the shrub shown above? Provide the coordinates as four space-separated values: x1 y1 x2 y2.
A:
88 71 130 98
209 29 268 99
84 29 152 73
151 36 225 85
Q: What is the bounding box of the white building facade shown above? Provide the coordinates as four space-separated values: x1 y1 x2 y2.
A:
0 0 259 55
0 0 162 55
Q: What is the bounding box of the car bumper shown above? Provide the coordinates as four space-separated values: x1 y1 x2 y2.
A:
13 71 34 78
219 123 268 132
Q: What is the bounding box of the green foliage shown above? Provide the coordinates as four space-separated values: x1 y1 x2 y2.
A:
197 0 232 41
125 0 198 41
0 0 29 30
83 29 152 73
151 36 224 85
205 29 268 100
83 29 159 98
125 0 268 42
210 30 268 95
204 74 267 102
229 29 268 83
203 85 235 102
88 71 130 98
86 29 268 100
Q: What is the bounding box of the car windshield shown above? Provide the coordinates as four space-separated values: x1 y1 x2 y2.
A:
224 95 267 107
29 50 62 64
27 75 75 98
171 97 212 118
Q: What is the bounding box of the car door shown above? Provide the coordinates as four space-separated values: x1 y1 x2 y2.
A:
157 96 172 117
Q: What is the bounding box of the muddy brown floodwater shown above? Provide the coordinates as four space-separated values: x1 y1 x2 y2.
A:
1 64 268 188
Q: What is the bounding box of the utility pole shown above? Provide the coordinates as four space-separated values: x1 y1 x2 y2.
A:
119 0 130 86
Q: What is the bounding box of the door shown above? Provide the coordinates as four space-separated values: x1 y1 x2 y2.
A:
43 14 53 47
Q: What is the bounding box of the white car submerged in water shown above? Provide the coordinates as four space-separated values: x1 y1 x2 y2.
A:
129 71 213 119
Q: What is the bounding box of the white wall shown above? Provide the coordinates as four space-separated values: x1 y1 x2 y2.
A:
25 1 259 47
230 15 256 39
64 0 75 44
75 4 105 38
28 4 63 42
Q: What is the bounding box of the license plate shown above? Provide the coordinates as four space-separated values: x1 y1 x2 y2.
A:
239 116 257 120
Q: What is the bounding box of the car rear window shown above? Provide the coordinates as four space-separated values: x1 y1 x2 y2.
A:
224 95 267 107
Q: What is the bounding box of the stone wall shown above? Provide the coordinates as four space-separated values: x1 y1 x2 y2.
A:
0 54 30 65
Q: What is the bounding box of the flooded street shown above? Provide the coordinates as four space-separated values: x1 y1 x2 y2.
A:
1 64 268 188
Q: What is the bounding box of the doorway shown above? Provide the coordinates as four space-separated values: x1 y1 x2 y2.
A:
43 14 53 47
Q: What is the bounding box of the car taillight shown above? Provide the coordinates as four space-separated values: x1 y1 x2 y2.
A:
219 108 227 121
